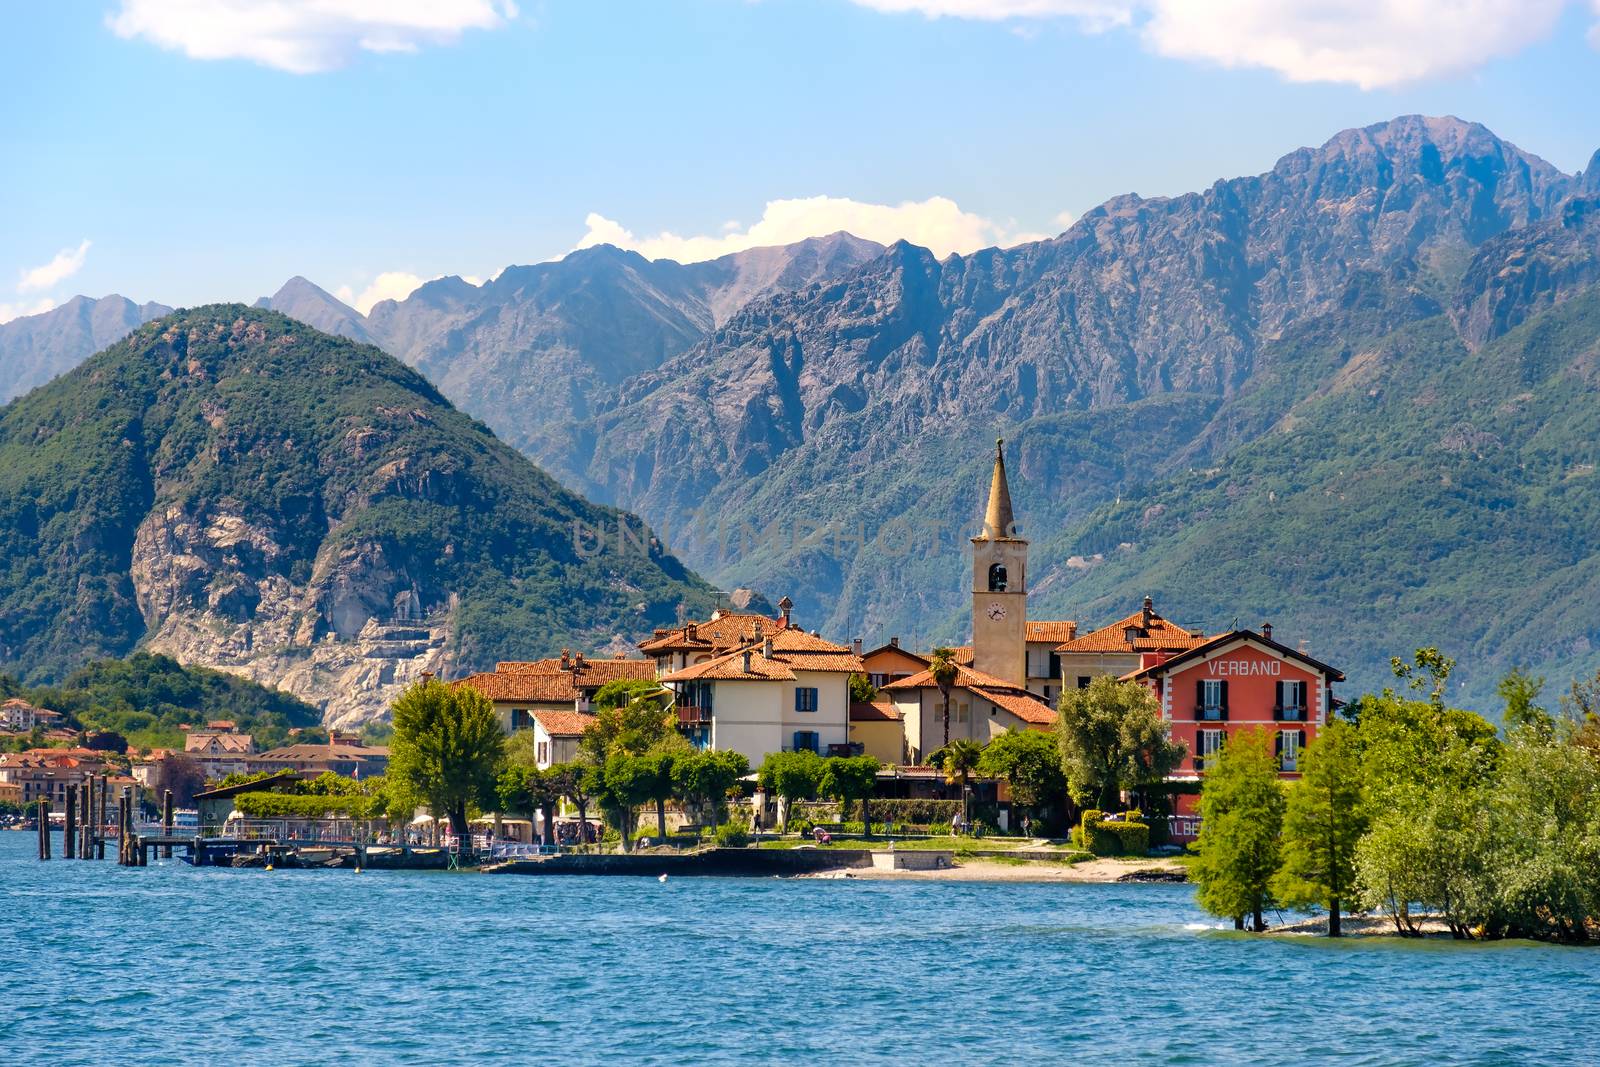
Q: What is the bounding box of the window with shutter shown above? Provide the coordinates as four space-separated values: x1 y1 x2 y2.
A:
1219 679 1229 720
1198 679 1224 720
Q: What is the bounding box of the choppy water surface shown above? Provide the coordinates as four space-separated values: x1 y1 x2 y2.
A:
3 832 1593 1065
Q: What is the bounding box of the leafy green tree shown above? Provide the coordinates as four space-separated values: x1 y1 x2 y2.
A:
1497 667 1551 736
553 758 599 845
601 751 664 850
758 750 824 832
580 683 672 764
820 755 881 834
387 678 506 840
498 763 562 846
1192 728 1286 931
1390 646 1456 717
848 672 877 704
672 750 749 832
929 647 960 750
1271 721 1366 936
1056 676 1186 811
931 739 984 830
979 728 1068 832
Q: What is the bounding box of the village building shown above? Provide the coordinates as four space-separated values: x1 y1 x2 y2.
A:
0 697 64 733
249 739 389 779
528 711 595 768
660 623 863 766
848 699 906 764
882 663 1055 763
1052 596 1211 691
0 748 110 806
183 722 255 779
859 639 927 690
454 653 655 734
1126 625 1344 839
640 598 799 678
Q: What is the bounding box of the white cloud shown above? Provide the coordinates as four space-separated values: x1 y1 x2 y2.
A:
336 270 485 313
0 297 59 325
847 0 1132 27
1141 0 1569 90
848 0 1589 89
18 240 91 293
575 195 1042 262
107 0 518 74
1054 209 1078 228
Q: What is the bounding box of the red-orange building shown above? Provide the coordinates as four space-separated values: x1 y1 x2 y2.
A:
1126 625 1343 842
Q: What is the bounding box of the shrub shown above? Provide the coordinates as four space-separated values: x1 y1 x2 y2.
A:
787 817 814 836
1080 809 1150 856
869 799 962 825
714 823 750 848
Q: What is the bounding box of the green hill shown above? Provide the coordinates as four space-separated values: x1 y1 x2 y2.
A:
1038 286 1600 705
0 306 719 723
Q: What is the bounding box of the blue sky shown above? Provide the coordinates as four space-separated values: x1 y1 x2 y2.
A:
3 1 1599 319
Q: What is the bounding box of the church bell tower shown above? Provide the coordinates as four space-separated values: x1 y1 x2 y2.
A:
971 438 1027 686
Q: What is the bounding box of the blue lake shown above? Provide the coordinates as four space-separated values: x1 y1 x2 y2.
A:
3 831 1594 1065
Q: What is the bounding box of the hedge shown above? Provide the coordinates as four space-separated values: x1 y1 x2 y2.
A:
234 792 383 820
1080 809 1150 856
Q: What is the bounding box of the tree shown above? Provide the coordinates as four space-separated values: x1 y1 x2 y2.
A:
580 683 672 764
672 750 749 832
1192 728 1286 931
553 759 599 845
643 747 680 840
387 678 506 840
848 672 877 705
931 739 984 830
150 752 206 806
600 752 662 851
978 728 1067 831
820 755 881 835
497 763 560 846
929 647 959 749
1271 721 1366 936
1056 676 1186 811
1391 646 1456 717
758 750 823 831
1497 667 1551 736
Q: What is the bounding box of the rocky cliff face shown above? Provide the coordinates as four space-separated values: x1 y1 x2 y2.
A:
0 307 720 724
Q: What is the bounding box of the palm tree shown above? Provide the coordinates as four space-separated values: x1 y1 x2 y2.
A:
929 647 959 749
932 738 984 832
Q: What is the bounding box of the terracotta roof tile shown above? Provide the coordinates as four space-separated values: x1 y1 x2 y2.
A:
1053 608 1209 654
453 672 581 704
850 700 903 723
533 711 597 737
972 687 1056 726
1026 620 1079 643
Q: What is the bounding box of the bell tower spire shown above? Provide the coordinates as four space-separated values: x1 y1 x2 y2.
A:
971 437 1028 686
982 438 1015 540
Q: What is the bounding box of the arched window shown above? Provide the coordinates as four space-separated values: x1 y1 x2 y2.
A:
988 563 1007 592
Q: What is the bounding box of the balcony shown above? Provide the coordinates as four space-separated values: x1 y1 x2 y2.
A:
1274 705 1307 722
1197 705 1225 722
826 743 864 757
676 704 712 727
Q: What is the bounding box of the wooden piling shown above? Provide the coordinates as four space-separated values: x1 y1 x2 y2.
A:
97 776 108 860
81 783 92 860
37 798 48 860
64 784 77 859
161 789 174 859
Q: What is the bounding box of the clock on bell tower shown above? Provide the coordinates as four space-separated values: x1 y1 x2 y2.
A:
971 438 1028 687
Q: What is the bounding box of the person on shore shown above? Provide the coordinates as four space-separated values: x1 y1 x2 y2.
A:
951 812 964 836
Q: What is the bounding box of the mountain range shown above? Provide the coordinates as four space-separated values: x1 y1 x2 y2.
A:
4 115 1599 709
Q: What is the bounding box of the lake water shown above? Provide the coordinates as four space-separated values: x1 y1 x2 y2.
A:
3 832 1594 1065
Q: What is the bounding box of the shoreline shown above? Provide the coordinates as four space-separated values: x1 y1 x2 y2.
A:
803 855 1189 883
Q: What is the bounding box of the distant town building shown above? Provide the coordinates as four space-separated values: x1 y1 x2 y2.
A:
529 711 595 768
250 740 389 779
660 620 863 766
454 652 654 733
0 748 109 806
0 698 64 733
1052 597 1211 690
184 723 255 779
848 699 906 764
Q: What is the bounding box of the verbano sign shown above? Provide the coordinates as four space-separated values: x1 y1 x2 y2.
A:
1205 658 1281 677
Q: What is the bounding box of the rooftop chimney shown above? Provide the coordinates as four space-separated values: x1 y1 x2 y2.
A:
1067 621 1078 640
889 636 900 648
1141 595 1154 629
754 619 765 640
778 595 793 629
560 649 571 669
762 636 773 659
686 623 698 641
1262 623 1273 642
853 638 863 655
574 652 586 669
742 650 753 674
